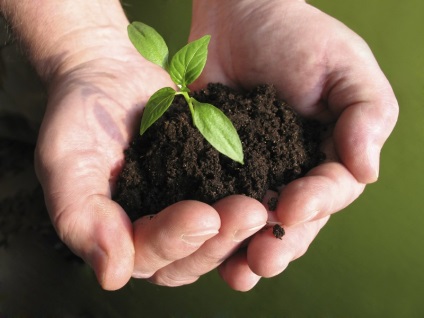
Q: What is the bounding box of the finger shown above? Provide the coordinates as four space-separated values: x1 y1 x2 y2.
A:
247 217 329 277
218 249 261 292
66 195 135 290
132 200 220 281
275 162 365 226
148 195 267 286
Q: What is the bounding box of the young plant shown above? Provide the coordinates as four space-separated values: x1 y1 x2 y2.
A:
128 22 244 164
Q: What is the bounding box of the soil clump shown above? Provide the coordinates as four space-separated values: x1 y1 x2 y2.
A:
114 83 324 220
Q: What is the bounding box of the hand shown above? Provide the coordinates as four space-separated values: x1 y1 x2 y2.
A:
188 0 398 290
34 24 270 290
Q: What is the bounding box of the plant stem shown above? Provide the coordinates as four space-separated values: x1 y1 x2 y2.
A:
177 91 195 117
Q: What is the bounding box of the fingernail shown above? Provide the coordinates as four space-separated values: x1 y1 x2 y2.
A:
181 230 219 246
132 270 150 279
368 145 380 182
233 224 266 242
86 246 108 285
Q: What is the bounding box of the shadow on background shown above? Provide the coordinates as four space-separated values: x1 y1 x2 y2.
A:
1 0 423 316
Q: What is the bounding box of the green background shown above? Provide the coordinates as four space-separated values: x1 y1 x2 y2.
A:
1 0 423 316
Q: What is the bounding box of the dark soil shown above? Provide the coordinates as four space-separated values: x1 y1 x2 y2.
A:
272 224 285 240
268 197 279 211
114 83 324 220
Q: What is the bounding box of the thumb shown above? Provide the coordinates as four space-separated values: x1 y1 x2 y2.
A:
35 156 134 290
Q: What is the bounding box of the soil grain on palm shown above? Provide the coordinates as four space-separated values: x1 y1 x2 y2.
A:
114 83 323 220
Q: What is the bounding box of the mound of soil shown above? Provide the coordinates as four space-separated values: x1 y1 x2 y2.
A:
114 83 324 220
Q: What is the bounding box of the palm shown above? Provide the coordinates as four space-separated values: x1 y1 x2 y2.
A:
35 48 270 291
35 52 175 289
37 53 174 208
188 0 398 288
192 2 364 119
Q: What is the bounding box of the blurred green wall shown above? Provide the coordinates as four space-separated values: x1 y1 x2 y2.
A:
1 0 423 317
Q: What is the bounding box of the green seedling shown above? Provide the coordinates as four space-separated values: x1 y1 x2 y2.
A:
128 22 244 164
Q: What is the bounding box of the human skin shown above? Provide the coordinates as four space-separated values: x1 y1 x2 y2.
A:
0 0 267 291
0 0 398 292
186 0 398 290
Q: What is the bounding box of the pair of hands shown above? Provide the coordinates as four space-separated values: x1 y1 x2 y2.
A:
34 0 398 291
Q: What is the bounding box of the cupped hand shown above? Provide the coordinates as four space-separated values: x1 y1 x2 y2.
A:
34 28 268 290
189 0 398 290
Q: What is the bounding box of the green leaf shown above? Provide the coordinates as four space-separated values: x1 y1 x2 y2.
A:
191 98 244 164
128 22 169 69
169 35 211 88
140 87 176 135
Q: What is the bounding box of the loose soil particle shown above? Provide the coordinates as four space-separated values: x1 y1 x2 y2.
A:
267 197 279 211
272 224 286 240
114 83 324 220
